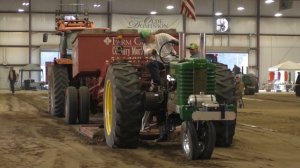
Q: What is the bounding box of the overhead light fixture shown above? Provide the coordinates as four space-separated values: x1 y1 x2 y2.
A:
237 6 245 11
18 8 25 12
22 2 30 6
265 0 274 4
215 12 223 16
166 5 174 10
93 4 101 8
64 15 76 20
150 11 157 15
274 12 283 17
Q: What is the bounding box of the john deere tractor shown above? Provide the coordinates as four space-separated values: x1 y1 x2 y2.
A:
242 73 259 95
103 40 236 160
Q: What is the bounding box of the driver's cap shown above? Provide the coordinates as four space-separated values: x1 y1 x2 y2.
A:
187 43 198 50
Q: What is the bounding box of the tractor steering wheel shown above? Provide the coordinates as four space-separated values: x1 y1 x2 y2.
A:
158 40 179 65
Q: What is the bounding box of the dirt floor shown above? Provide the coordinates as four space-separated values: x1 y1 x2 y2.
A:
0 90 299 168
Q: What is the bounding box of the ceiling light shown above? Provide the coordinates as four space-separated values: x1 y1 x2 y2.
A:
93 4 101 8
150 11 157 15
237 6 245 11
265 0 274 4
18 9 25 12
215 12 223 16
166 5 174 10
22 2 29 6
274 13 283 17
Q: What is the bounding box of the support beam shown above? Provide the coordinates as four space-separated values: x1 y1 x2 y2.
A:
256 0 260 80
107 0 112 28
29 0 32 65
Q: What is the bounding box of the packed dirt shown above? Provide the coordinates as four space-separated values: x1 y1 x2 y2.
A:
0 90 299 168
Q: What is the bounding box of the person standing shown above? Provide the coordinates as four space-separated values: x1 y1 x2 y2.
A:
235 75 245 108
296 72 300 97
233 65 241 75
8 67 17 94
186 43 200 58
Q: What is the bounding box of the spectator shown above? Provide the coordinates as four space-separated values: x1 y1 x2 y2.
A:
233 65 241 75
296 72 300 97
8 67 17 94
235 75 245 108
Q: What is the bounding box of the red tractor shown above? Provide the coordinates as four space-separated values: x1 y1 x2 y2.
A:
46 14 109 123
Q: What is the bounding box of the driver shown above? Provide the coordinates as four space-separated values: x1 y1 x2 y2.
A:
139 30 178 91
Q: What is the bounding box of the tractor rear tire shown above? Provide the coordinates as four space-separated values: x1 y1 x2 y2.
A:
244 87 255 95
214 121 236 147
103 63 143 148
65 86 78 124
49 65 69 117
78 86 90 124
214 63 236 147
215 63 235 104
181 121 215 160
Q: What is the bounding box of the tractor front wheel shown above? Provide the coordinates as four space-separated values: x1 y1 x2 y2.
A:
103 63 143 148
48 65 69 117
181 121 215 160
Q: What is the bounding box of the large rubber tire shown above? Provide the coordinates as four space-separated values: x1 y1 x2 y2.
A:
78 86 90 124
103 63 143 148
65 86 78 124
181 121 199 160
48 65 69 117
181 121 215 160
296 85 300 97
215 63 235 104
244 87 255 95
214 63 236 147
255 83 259 93
197 121 216 159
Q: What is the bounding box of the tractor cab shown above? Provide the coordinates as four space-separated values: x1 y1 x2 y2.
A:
55 13 95 58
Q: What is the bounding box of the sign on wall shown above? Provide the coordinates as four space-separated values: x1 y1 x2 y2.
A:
215 17 230 33
112 14 183 32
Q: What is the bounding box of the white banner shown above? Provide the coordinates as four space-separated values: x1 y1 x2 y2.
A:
112 14 183 32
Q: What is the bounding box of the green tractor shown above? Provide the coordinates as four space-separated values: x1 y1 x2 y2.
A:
242 73 259 95
103 40 236 160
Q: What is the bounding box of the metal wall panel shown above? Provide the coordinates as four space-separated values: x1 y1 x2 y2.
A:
261 18 300 34
186 17 214 33
32 14 56 31
89 14 108 27
0 32 28 45
0 13 29 30
5 48 29 64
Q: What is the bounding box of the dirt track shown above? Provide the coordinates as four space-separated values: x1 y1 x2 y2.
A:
0 90 299 168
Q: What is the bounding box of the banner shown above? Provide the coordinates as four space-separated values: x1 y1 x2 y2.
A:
112 14 183 32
